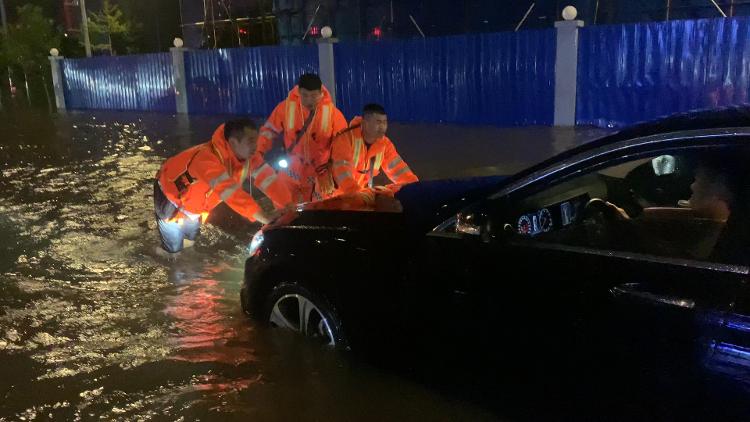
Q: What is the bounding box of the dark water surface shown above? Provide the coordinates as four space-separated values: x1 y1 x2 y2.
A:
0 110 602 421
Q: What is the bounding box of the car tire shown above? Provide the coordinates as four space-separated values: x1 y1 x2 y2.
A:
263 282 348 349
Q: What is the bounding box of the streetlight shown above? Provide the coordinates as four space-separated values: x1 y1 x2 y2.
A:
321 26 332 39
562 5 578 21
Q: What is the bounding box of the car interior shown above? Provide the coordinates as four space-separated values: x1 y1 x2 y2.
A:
505 151 742 263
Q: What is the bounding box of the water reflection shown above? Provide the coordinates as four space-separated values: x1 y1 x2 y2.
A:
0 110 499 421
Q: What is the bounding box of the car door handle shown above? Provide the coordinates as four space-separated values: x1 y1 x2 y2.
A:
610 283 696 309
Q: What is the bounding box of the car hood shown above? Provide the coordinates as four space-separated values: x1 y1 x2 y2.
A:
282 175 509 233
395 175 509 230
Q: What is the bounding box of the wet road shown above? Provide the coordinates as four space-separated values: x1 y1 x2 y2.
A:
0 110 604 421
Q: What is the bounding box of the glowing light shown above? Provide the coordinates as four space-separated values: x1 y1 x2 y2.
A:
247 231 264 255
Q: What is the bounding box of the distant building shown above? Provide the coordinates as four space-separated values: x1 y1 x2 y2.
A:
177 0 750 48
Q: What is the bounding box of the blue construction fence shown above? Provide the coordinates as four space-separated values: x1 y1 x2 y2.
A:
58 16 750 128
577 17 750 127
62 53 175 112
333 31 556 126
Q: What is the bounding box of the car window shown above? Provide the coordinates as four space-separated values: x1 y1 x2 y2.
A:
503 149 750 264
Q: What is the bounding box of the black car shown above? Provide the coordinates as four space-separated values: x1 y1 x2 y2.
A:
242 108 750 419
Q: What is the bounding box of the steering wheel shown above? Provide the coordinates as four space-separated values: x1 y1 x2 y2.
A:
582 198 620 248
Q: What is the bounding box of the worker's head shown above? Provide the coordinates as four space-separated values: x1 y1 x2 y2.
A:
689 154 740 221
361 103 388 143
224 118 258 161
298 73 323 110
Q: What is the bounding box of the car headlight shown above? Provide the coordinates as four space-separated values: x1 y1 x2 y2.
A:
247 230 264 255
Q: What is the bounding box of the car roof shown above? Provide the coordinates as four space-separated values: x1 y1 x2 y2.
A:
512 106 750 183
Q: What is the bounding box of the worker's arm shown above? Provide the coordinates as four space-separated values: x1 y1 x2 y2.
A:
331 134 361 194
313 107 349 169
331 108 348 137
251 102 286 169
382 139 418 184
190 151 266 223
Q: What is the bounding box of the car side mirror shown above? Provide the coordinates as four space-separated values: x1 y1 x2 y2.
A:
456 209 495 242
456 211 481 236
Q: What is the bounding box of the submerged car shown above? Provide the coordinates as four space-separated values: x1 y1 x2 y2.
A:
241 108 750 418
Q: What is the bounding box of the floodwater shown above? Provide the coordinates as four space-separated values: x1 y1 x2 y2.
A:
0 109 603 421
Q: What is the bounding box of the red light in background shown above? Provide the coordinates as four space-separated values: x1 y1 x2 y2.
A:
239 28 248 35
373 26 382 38
310 26 320 36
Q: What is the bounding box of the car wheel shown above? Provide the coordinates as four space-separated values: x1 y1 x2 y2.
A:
263 283 347 349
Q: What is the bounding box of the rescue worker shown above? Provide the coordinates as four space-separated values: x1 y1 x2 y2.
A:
251 73 347 204
154 119 288 254
329 103 418 197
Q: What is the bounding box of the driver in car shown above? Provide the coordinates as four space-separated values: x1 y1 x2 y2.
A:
595 153 746 261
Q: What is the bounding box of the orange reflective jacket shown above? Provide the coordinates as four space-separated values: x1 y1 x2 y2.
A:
330 116 418 195
253 85 347 200
157 124 265 222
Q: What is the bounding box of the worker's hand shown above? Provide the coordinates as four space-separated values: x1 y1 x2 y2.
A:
374 192 403 213
372 185 392 193
274 204 297 216
253 209 273 225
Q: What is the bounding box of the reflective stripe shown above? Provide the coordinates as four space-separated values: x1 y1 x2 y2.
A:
259 174 278 191
209 172 230 189
320 105 331 133
373 152 384 173
387 156 403 170
352 137 364 169
356 172 366 186
333 160 349 167
220 184 240 201
252 163 272 178
263 121 281 133
286 101 296 130
393 166 412 178
335 170 353 182
251 211 264 222
240 160 250 181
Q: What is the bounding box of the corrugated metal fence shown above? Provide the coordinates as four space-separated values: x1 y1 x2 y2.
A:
577 17 750 127
334 30 556 126
62 53 175 112
184 45 319 115
59 30 555 126
59 17 750 128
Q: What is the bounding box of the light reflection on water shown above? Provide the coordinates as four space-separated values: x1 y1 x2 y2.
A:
0 110 499 421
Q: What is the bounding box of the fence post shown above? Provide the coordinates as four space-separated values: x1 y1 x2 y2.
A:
317 38 337 105
48 54 66 111
170 46 189 114
554 19 584 126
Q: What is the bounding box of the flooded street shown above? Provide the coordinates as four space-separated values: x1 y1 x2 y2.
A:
0 110 601 421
